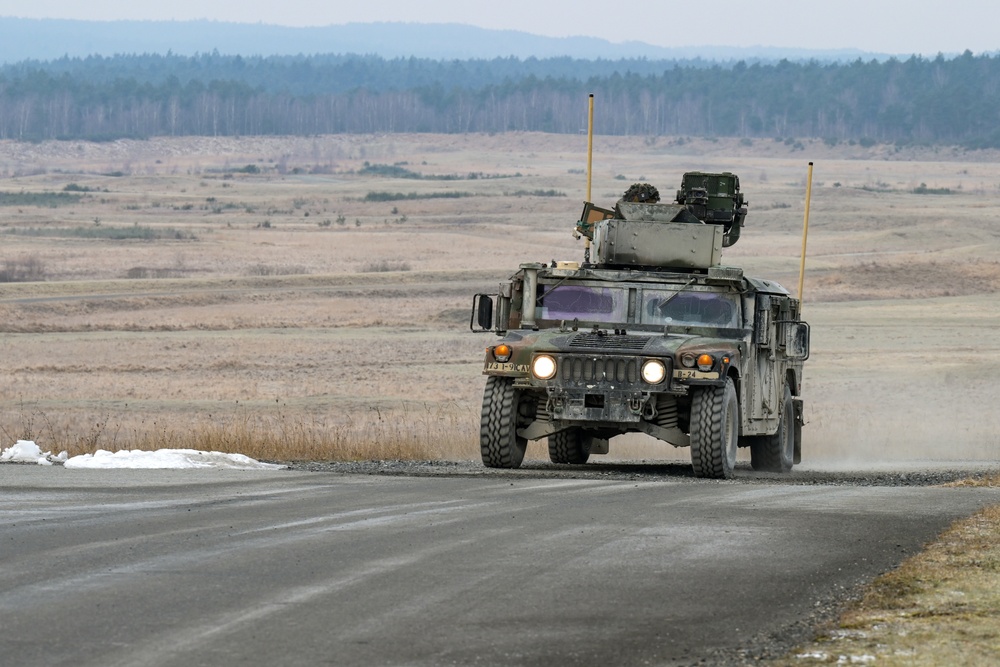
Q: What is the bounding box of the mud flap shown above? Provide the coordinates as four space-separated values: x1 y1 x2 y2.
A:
792 398 804 464
589 437 610 455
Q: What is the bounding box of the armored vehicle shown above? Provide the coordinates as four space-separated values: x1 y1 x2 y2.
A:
471 173 809 478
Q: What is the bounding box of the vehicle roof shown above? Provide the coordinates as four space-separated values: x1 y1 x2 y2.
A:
528 264 792 297
744 276 791 295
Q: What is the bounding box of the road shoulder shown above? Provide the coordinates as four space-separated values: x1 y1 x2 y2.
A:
774 493 1000 665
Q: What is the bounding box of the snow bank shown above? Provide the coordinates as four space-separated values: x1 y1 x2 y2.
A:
64 449 285 470
0 440 67 466
1 442 285 470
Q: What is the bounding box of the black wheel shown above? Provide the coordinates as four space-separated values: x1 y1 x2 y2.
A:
548 429 591 464
749 384 795 473
480 376 528 468
690 377 739 479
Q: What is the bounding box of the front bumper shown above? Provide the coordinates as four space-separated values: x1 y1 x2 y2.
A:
547 388 647 423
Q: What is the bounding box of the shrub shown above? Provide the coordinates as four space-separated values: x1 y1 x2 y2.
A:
245 264 309 276
360 260 411 273
505 189 566 197
4 226 195 240
0 191 81 207
0 256 46 282
363 191 472 202
913 183 955 195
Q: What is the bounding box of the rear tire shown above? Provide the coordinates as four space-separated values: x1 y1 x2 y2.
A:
690 377 739 479
749 384 795 473
480 376 528 468
548 429 591 464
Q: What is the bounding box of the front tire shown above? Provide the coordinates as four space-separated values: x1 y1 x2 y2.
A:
480 376 528 468
749 384 795 473
548 429 591 464
690 377 739 479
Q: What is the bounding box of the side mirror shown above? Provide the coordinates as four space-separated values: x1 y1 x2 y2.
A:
786 322 810 360
471 294 494 332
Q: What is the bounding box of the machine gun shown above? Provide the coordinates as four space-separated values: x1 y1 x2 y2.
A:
675 171 747 247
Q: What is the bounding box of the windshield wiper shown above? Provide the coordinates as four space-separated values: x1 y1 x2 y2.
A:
658 278 697 308
535 276 573 305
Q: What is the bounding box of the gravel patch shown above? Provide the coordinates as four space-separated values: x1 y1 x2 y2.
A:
284 458 1000 487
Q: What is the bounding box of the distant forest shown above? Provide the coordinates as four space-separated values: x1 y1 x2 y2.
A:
1 51 999 147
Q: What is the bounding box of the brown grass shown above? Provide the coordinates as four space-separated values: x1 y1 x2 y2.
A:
945 473 1000 488
0 396 479 462
133 405 478 462
774 504 1000 665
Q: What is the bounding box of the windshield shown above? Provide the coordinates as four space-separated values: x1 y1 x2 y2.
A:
641 290 740 328
536 284 627 323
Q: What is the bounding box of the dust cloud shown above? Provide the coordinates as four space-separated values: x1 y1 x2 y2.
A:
805 370 1000 466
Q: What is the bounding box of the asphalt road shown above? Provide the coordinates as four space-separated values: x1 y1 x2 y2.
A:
3 465 999 667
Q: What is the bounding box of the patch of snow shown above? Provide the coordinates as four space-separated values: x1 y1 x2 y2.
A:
0 440 67 465
2 442 285 470
63 448 286 470
795 654 876 665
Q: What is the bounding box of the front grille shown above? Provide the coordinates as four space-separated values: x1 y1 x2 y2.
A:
569 333 650 351
558 355 639 386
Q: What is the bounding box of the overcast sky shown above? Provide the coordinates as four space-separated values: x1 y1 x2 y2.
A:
0 0 994 56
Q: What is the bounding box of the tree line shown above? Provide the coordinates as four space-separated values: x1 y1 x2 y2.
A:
1 50 999 147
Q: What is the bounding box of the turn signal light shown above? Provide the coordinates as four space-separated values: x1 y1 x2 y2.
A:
697 354 714 372
493 344 512 362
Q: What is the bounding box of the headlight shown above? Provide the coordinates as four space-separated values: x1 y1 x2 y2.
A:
532 355 557 380
641 359 666 384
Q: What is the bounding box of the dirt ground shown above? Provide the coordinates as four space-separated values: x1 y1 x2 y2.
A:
1 133 999 464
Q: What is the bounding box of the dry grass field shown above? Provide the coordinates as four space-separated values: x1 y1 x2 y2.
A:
2 133 1000 464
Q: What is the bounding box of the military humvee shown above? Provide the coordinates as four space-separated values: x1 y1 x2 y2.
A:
471 172 810 479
